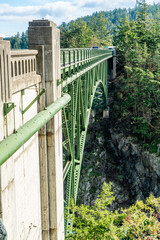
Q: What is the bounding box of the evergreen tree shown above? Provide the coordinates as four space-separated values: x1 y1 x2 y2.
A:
61 19 93 48
20 31 28 49
113 1 160 147
5 31 28 49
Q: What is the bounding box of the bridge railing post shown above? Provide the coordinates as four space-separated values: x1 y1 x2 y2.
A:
28 20 64 240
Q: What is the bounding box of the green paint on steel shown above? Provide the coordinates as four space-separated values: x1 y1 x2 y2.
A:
61 55 111 88
60 48 113 235
0 93 71 166
4 102 16 116
22 88 46 114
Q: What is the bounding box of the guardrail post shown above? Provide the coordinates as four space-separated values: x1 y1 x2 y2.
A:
28 20 64 240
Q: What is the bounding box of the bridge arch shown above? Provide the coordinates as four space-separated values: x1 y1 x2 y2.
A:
92 80 107 110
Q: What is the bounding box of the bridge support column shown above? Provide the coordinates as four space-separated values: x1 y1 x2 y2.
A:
28 20 64 240
103 109 109 118
89 110 95 123
113 50 116 80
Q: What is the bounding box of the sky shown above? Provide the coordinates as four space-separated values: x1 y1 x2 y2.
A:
0 0 159 37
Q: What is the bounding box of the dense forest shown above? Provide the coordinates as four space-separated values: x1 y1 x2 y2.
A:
5 31 28 49
112 0 160 152
5 1 160 49
60 1 160 48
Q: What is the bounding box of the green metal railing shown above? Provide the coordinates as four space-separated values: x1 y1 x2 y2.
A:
60 48 112 82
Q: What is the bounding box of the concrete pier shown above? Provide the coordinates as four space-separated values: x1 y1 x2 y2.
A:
29 20 64 240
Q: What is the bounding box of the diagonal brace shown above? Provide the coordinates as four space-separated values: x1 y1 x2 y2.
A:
22 88 46 115
4 102 16 116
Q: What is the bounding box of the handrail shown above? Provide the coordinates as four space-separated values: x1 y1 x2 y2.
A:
60 52 111 70
62 54 112 87
11 49 38 57
0 93 71 166
60 48 111 67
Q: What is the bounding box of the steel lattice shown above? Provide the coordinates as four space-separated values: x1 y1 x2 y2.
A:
60 48 113 234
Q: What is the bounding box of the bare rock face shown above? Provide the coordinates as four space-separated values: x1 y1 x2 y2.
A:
77 119 131 209
77 118 160 209
0 220 7 240
110 129 160 201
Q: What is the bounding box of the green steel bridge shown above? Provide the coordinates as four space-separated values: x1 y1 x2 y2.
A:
0 22 115 239
60 48 113 231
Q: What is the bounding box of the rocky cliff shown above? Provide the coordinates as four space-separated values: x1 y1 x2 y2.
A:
77 117 160 210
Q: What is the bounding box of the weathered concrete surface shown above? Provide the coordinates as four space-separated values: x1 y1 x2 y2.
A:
112 48 116 80
0 20 65 240
11 50 41 93
1 88 42 240
0 39 42 240
0 38 12 102
29 20 64 240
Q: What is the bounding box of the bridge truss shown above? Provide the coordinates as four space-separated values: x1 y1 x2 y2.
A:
59 48 113 231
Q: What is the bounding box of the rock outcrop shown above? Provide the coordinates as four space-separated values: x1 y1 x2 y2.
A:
110 129 160 201
77 118 160 209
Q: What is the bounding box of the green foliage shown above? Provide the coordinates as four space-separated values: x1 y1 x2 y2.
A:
5 31 28 49
6 2 160 51
59 2 160 48
66 19 94 48
113 0 160 148
67 182 160 239
88 13 108 38
5 2 160 150
60 15 111 48
119 196 160 239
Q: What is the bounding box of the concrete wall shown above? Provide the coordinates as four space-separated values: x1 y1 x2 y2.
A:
0 20 65 240
0 39 42 239
1 90 42 240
